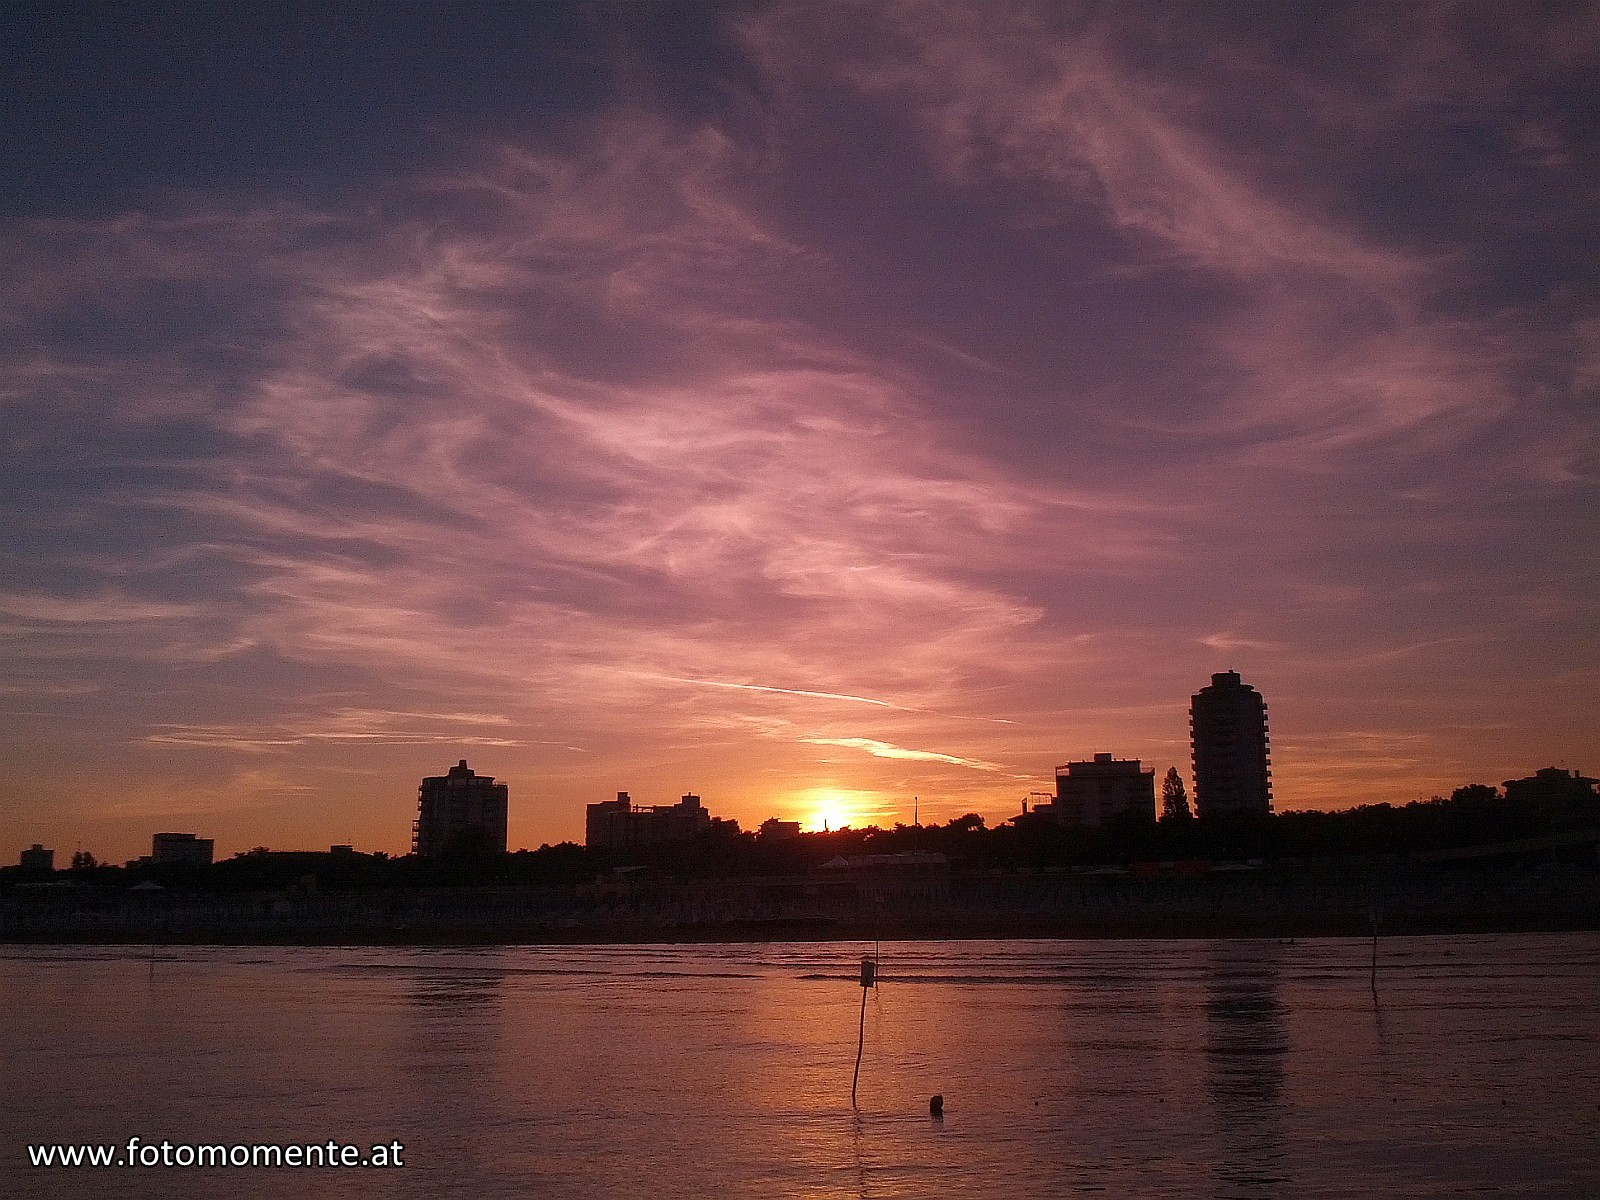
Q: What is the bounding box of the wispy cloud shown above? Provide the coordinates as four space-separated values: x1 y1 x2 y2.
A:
1200 632 1279 654
801 736 1004 772
649 676 907 709
1 2 1596 858
0 592 204 624
142 709 524 753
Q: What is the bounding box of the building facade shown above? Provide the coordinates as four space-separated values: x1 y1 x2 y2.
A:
1190 671 1273 818
20 843 54 873
1502 766 1598 802
413 760 509 857
586 791 739 848
1054 753 1157 827
151 832 215 866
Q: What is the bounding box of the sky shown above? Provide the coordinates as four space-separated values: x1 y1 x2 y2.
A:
3 1 1597 863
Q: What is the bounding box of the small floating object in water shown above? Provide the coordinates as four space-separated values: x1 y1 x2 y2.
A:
929 1094 944 1118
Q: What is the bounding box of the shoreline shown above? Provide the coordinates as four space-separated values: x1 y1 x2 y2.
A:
5 912 1597 947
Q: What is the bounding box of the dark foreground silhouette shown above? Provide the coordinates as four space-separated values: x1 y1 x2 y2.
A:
7 770 1596 944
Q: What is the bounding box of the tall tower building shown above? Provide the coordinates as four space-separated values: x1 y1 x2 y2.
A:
1190 672 1272 818
414 760 509 857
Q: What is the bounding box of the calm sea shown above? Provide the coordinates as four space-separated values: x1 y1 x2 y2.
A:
4 935 1598 1198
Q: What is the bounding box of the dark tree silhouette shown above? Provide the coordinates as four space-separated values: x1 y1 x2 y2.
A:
1161 767 1193 822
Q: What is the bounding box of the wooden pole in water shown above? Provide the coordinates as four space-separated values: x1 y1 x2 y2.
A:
852 954 876 1108
851 986 868 1107
1369 896 1381 997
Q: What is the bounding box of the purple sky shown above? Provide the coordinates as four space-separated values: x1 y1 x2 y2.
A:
3 2 1597 862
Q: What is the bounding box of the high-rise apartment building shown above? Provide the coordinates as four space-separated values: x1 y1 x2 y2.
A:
1189 671 1272 818
413 760 509 857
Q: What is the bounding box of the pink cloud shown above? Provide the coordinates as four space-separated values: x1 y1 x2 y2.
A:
2 6 1596 859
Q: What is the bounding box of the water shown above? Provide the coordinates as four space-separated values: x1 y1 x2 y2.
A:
4 935 1598 1198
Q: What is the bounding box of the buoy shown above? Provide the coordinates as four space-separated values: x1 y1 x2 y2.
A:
929 1094 944 1118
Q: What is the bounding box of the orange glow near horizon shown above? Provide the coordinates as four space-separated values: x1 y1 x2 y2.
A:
796 787 891 834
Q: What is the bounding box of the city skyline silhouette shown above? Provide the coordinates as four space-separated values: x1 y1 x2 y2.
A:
2 4 1595 867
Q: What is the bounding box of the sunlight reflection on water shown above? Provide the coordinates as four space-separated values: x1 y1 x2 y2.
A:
4 935 1599 1198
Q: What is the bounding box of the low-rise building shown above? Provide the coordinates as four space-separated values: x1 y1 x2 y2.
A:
20 844 54 873
586 791 739 848
151 832 214 866
1055 754 1156 828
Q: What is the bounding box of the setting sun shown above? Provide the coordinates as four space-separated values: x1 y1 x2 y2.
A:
798 787 882 833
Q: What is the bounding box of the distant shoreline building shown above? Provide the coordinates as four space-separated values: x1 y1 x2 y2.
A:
1055 754 1157 827
20 844 54 873
151 832 214 866
586 791 739 848
414 760 509 857
1190 671 1273 818
1503 766 1598 802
